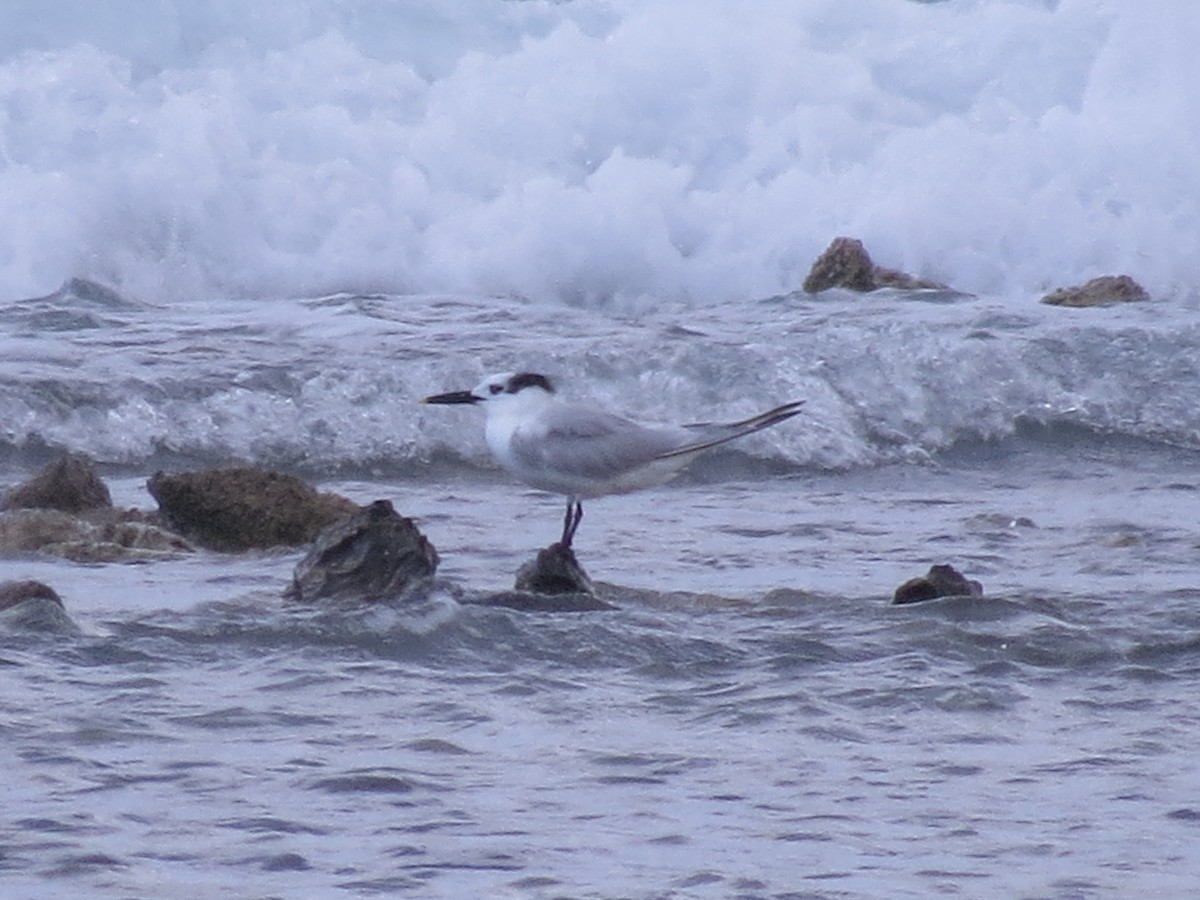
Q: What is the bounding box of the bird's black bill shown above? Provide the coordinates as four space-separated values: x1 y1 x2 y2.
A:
422 390 478 405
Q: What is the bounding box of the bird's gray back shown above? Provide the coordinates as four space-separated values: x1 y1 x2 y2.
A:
508 404 688 493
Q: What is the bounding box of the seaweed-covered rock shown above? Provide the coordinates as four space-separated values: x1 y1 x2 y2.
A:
893 564 983 605
284 500 439 604
802 237 948 294
1041 275 1149 307
147 466 357 551
514 542 596 596
2 453 112 513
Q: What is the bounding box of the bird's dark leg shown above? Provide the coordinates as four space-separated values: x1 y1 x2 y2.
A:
560 499 584 549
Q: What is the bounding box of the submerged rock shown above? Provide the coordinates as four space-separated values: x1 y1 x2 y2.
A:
802 237 948 293
12 278 145 331
148 466 358 551
0 508 193 562
2 453 112 513
285 500 439 604
0 579 63 611
0 579 78 632
514 543 597 596
893 564 983 605
1041 275 1149 307
37 277 139 308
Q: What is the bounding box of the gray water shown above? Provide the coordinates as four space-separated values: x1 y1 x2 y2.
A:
4 282 1200 898
5 430 1200 898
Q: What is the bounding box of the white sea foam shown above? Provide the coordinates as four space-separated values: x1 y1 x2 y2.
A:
2 0 1196 306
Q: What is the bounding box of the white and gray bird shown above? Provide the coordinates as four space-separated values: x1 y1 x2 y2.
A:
422 371 804 548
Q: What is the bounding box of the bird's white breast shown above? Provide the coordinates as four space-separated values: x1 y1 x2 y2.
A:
482 391 554 483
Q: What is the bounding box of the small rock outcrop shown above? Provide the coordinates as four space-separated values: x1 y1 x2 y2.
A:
893 564 983 605
514 543 597 596
803 237 948 293
147 466 358 551
0 508 193 562
0 579 64 611
284 500 439 604
2 453 112 513
37 277 138 308
0 579 77 632
1041 275 1149 307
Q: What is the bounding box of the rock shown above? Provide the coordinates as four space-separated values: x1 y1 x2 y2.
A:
0 579 79 632
147 466 358 551
0 508 194 563
13 278 144 331
802 237 948 293
2 453 112 513
0 580 64 611
1041 275 1149 307
284 500 439 604
893 564 983 605
39 277 139 308
514 543 596 596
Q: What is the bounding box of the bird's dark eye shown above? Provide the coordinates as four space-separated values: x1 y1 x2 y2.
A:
489 383 503 395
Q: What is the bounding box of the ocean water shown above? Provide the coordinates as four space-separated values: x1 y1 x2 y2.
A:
4 1 1200 898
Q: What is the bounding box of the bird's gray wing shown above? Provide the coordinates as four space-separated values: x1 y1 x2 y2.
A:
509 405 685 481
656 400 806 459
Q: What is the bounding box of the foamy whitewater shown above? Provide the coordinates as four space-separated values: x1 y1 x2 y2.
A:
3 2 1200 898
3 0 1199 305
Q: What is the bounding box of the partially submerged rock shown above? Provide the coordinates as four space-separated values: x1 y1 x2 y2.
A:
893 564 983 605
0 453 195 562
0 579 64 611
514 543 597 596
285 500 439 604
35 277 139 309
148 466 358 551
803 237 948 294
1041 275 1149 307
2 453 112 513
0 579 78 632
0 508 193 562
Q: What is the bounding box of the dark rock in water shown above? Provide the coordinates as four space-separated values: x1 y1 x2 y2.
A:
463 544 614 611
514 543 596 596
802 236 949 294
13 278 143 331
285 500 439 604
40 277 139 308
893 564 983 605
0 579 78 632
803 236 876 292
2 453 112 513
0 508 193 562
0 580 64 611
147 466 358 551
1041 274 1149 307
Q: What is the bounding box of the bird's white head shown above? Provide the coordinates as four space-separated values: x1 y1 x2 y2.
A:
423 371 556 410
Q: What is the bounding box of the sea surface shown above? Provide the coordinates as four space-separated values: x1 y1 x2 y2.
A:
3 2 1200 898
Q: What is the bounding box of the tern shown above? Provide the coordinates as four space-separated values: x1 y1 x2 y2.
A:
423 372 804 549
